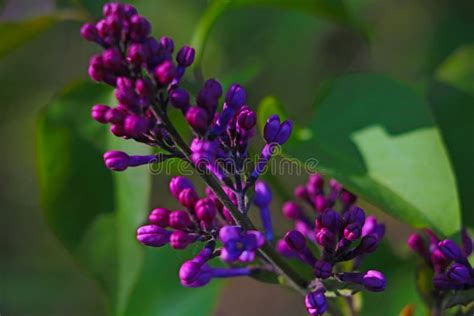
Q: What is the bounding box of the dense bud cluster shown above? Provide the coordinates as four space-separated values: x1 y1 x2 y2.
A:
82 3 387 315
408 228 473 292
278 174 386 315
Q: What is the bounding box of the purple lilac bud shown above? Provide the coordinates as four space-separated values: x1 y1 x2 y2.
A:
408 233 429 259
185 107 210 132
105 108 126 124
169 87 190 110
314 195 327 213
305 288 327 316
276 239 298 258
438 240 466 263
169 210 192 230
294 185 309 200
176 45 195 67
363 270 386 292
155 60 176 85
127 43 147 67
104 151 157 171
282 201 303 220
178 187 199 208
254 180 272 208
123 115 151 137
285 230 306 251
314 260 332 279
170 230 195 249
315 228 336 249
340 190 357 208
148 208 170 227
136 225 171 247
179 261 212 288
263 115 292 145
196 79 222 115
81 23 100 43
170 176 194 199
190 138 219 168
160 36 174 54
447 263 471 284
129 14 151 42
315 209 342 232
359 234 380 253
344 223 362 241
103 47 123 71
110 124 126 137
225 84 246 110
195 198 217 224
91 104 110 123
237 108 256 131
344 207 366 227
306 173 324 196
431 248 451 273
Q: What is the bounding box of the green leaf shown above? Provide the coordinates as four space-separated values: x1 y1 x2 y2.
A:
37 81 221 315
191 0 364 72
427 81 474 228
0 16 55 59
435 44 474 96
258 74 461 236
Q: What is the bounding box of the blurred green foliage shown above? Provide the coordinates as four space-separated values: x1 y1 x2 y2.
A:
2 0 474 315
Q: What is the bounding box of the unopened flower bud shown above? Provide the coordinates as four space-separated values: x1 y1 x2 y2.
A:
176 45 195 67
363 270 386 292
314 260 332 279
178 188 199 208
154 60 176 85
169 176 194 199
170 230 194 249
130 14 151 41
185 107 209 132
225 84 246 110
136 225 170 247
169 87 190 109
284 230 306 251
80 23 100 43
148 208 170 227
91 104 110 123
103 151 129 171
169 210 193 230
282 202 303 220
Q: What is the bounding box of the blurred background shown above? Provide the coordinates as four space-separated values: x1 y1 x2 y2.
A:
2 0 473 315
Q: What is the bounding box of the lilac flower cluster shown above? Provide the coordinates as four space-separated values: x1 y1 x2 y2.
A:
277 174 387 315
408 229 473 292
81 3 387 315
81 2 292 290
137 175 266 286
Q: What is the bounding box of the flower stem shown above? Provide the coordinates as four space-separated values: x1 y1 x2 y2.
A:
159 110 308 295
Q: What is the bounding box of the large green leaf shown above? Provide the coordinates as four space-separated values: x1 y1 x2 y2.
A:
427 81 474 228
37 82 220 315
0 16 55 58
258 74 461 235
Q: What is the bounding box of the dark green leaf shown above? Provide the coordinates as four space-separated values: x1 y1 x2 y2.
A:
266 74 460 236
191 0 365 72
427 81 474 228
435 44 474 96
0 16 55 58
